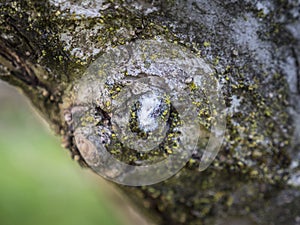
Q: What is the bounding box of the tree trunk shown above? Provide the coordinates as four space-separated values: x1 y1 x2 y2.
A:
1 0 300 224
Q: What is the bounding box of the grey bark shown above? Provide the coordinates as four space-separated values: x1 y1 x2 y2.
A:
1 0 300 224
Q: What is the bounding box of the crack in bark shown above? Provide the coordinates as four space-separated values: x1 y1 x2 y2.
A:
0 39 39 86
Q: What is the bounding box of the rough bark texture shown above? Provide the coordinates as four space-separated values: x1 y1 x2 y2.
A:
1 0 300 225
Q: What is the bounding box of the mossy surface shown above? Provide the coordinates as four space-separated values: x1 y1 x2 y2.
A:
1 0 300 224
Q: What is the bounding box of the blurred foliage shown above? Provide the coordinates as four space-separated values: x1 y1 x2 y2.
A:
0 84 129 225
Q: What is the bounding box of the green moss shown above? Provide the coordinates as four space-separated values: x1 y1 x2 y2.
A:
203 41 210 47
1 0 298 224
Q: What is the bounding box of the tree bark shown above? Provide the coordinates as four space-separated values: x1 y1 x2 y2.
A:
1 0 300 224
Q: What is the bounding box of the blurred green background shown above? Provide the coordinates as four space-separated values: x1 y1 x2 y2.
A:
0 82 147 225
